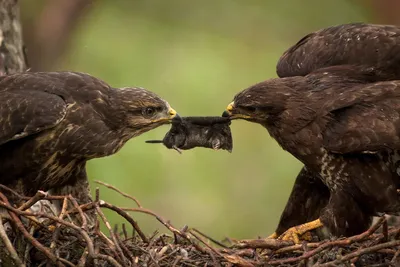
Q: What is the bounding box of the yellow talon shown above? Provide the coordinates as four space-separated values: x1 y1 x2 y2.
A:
268 232 278 239
278 219 323 244
267 231 312 241
300 231 313 241
48 225 56 232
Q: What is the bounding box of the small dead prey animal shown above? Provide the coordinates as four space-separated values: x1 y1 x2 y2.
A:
146 116 233 153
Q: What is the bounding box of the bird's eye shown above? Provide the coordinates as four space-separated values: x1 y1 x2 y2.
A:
143 107 156 117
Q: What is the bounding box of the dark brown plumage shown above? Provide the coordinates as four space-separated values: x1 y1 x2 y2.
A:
225 67 400 238
0 71 178 211
224 23 400 241
146 116 233 153
276 23 400 79
273 23 400 240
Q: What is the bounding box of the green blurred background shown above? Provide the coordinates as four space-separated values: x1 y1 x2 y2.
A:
18 0 394 240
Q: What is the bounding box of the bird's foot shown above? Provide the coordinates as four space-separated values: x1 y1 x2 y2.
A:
277 219 323 244
267 232 278 239
299 232 313 241
267 231 312 243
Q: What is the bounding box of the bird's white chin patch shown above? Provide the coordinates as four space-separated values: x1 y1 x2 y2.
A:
150 118 173 124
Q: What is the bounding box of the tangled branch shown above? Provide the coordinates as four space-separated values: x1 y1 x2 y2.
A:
0 183 399 266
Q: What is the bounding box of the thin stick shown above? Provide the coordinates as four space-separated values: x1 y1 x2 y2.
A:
18 190 47 211
382 219 388 242
234 238 294 249
95 204 125 263
68 196 87 230
0 216 25 267
96 254 123 267
115 230 136 263
122 223 128 240
96 201 148 243
274 242 320 254
0 199 95 260
318 240 400 267
0 193 60 265
58 258 75 267
77 248 88 267
50 197 69 251
94 180 142 207
391 249 400 264
6 200 123 267
116 205 206 253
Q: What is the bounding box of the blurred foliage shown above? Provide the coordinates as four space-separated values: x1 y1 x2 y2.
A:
20 0 372 240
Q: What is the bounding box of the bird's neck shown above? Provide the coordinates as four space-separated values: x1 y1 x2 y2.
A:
93 88 131 132
262 94 321 161
264 91 316 131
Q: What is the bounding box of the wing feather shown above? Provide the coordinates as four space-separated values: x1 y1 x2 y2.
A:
277 23 400 78
0 90 67 145
322 83 400 154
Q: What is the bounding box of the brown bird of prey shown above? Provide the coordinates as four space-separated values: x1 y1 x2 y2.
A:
0 71 178 211
273 23 400 240
223 23 400 242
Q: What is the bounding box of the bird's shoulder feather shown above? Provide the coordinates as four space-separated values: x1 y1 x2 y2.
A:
0 90 67 145
320 81 400 154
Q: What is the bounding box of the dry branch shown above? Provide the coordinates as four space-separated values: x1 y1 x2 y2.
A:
0 183 399 266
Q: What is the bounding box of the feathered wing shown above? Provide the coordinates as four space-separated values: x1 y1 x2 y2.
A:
277 23 400 78
322 82 400 154
0 90 67 145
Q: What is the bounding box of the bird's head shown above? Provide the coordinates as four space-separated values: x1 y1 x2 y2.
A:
222 78 296 126
110 87 179 137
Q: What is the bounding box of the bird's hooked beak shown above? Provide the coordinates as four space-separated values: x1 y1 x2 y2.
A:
222 101 252 119
151 107 181 123
169 108 182 122
168 108 178 119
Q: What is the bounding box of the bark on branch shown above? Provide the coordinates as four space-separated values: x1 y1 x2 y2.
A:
0 0 26 75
